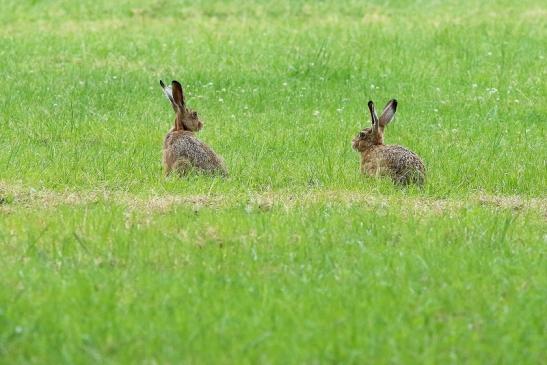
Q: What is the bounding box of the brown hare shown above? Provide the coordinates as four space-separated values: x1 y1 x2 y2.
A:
352 99 425 185
160 80 227 176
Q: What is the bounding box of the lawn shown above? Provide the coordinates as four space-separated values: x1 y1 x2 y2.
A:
0 0 545 364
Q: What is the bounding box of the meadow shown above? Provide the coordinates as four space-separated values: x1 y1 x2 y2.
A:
0 0 545 364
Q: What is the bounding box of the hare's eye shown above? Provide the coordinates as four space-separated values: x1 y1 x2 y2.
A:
192 112 198 118
359 132 365 138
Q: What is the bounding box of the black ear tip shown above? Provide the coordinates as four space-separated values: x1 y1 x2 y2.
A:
160 80 165 87
368 100 374 107
172 80 183 89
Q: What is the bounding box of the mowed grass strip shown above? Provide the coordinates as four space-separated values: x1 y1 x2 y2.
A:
1 181 546 216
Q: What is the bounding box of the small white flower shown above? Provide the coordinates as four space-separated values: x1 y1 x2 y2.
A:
370 84 375 89
487 88 498 94
487 52 492 56
336 108 343 113
514 99 520 103
243 105 248 110
282 82 288 86
433 108 438 113
313 110 320 117
218 98 224 102
472 83 478 88
436 87 441 92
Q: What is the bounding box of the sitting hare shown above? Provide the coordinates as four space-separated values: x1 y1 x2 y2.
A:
352 99 425 185
160 80 227 176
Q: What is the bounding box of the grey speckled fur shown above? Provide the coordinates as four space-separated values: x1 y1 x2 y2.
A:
163 130 227 176
352 99 425 185
361 144 425 185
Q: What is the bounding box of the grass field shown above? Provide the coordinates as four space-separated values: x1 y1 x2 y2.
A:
0 0 546 364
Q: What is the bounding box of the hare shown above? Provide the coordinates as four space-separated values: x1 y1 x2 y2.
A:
160 80 227 176
352 99 425 185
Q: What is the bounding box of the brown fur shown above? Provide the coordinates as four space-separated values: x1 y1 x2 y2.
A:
160 80 227 177
352 100 425 185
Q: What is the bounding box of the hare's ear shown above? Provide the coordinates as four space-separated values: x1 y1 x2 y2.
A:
368 100 379 132
171 80 185 109
379 99 397 127
368 101 379 126
160 80 177 112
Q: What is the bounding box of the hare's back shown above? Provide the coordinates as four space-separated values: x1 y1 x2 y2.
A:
165 131 225 172
380 145 424 169
375 145 425 184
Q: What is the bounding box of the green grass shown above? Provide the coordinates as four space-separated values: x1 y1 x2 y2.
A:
0 0 546 364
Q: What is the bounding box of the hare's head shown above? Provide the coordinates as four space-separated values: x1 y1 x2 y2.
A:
352 99 397 152
160 80 203 132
